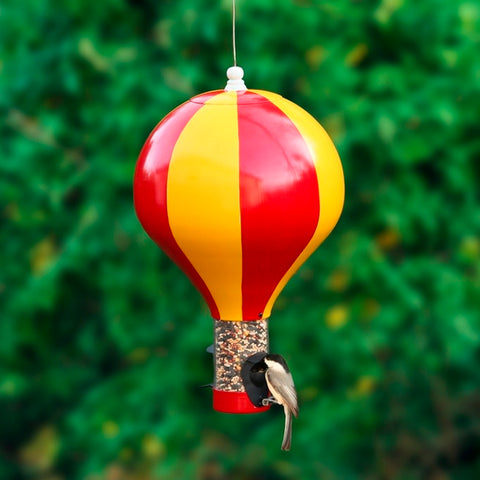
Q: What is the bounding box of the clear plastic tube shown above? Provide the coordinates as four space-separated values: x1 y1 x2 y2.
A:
214 318 269 392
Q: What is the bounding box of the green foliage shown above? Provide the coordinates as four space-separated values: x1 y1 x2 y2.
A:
1 0 480 478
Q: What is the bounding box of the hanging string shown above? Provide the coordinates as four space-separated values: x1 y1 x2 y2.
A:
225 0 246 91
232 0 237 66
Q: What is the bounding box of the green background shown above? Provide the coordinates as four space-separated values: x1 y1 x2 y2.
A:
1 0 479 478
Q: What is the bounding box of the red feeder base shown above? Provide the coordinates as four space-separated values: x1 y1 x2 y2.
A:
213 389 270 414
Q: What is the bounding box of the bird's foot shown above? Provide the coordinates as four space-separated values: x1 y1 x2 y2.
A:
262 396 279 406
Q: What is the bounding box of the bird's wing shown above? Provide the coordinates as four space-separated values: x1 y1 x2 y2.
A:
266 369 299 417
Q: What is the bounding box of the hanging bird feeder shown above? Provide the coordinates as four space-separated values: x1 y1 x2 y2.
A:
134 0 344 414
134 64 344 413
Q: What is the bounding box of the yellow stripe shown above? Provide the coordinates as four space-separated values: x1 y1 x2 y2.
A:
167 93 243 320
251 90 345 316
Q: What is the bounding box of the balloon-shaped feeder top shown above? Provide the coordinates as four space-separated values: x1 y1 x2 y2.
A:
134 67 344 321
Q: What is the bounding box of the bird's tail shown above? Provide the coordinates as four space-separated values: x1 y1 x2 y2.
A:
281 407 292 451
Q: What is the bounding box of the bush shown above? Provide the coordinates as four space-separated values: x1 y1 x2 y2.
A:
1 0 479 478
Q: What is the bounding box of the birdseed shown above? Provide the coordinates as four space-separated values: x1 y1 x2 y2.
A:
214 319 269 392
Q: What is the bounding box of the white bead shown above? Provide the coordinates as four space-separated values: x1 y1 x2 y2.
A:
227 66 244 80
225 65 247 92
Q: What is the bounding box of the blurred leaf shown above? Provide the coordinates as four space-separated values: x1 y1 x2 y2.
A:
30 236 58 275
19 425 60 474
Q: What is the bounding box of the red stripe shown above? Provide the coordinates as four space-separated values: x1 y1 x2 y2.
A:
190 90 225 104
134 98 221 319
238 93 320 320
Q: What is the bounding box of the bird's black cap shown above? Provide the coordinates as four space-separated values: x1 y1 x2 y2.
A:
265 353 290 373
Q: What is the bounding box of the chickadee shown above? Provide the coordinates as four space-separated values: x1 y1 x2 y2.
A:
262 353 299 451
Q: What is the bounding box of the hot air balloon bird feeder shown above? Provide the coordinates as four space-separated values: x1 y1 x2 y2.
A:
133 2 344 415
